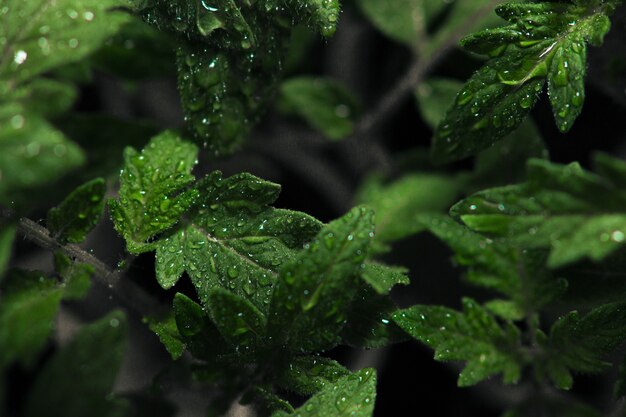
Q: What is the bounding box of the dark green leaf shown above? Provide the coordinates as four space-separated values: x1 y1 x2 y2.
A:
432 1 615 163
0 225 15 278
393 298 525 386
415 78 463 129
541 302 626 389
47 178 106 244
207 288 266 352
279 77 361 140
268 206 374 353
0 270 63 369
146 313 185 360
276 355 350 396
25 311 129 417
272 368 376 417
342 287 408 349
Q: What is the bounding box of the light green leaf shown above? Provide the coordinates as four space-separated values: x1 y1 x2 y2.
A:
109 131 199 254
356 173 460 247
207 288 266 352
453 157 626 268
272 368 376 417
415 78 463 129
25 311 129 417
361 262 409 295
0 0 130 85
0 270 63 369
4 78 77 117
146 313 185 360
276 355 350 396
47 178 106 244
279 77 361 140
393 298 525 386
268 206 374 353
53 252 93 300
0 113 85 203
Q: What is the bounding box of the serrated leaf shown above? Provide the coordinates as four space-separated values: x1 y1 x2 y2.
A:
432 1 615 163
276 355 350 396
272 368 376 417
109 131 199 253
155 171 322 312
356 173 460 248
207 288 266 351
146 313 185 360
0 0 130 85
24 311 128 417
420 214 567 310
541 302 626 389
47 178 106 244
268 206 374 353
279 77 361 140
360 262 410 295
53 252 93 300
393 298 524 386
0 113 85 203
453 157 626 268
0 270 63 369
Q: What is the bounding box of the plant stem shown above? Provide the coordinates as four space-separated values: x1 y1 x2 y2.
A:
9 212 163 316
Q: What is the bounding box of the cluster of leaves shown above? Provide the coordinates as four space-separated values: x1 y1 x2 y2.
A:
2 0 626 416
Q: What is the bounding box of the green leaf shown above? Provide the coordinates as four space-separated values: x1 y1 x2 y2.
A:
154 171 322 312
0 113 85 203
173 293 228 360
355 0 444 46
0 225 15 278
432 1 615 163
4 78 77 117
272 368 376 417
541 302 626 389
0 270 63 369
415 78 464 129
109 131 199 254
146 313 185 360
276 355 350 396
360 262 410 295
47 178 106 244
25 311 129 417
279 77 361 140
421 214 567 313
0 0 130 85
453 157 626 268
207 288 266 352
356 173 460 248
53 252 93 300
268 206 374 353
110 134 323 313
393 298 524 386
